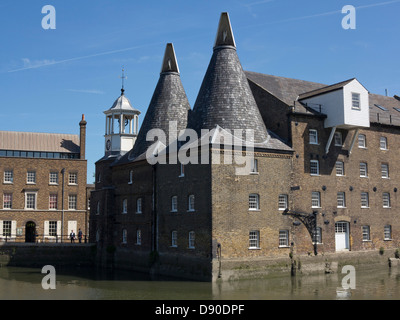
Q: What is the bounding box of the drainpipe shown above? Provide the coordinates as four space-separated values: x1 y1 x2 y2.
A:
61 168 65 243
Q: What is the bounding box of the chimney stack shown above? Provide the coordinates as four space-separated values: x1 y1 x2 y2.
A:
79 114 87 159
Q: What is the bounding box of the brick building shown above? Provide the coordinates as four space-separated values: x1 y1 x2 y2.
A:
90 12 400 280
0 115 89 242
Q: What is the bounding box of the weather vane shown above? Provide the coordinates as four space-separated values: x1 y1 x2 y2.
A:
120 66 127 94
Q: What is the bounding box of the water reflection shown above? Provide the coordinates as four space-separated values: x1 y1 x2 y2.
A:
0 265 399 300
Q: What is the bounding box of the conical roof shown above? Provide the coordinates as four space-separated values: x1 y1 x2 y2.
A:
129 43 191 159
189 12 269 143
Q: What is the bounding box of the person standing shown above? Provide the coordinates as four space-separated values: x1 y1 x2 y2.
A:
70 230 76 243
78 228 83 243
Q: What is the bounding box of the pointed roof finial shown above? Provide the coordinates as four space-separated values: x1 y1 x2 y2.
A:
120 66 127 95
214 12 236 49
161 43 180 74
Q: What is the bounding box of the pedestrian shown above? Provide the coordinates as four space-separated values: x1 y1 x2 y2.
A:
78 228 83 243
70 230 76 243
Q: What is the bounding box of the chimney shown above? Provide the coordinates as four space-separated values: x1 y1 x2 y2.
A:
79 114 87 159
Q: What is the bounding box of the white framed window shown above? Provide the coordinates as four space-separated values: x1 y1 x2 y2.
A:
380 137 388 150
171 196 178 212
352 92 360 110
250 158 258 174
311 191 321 208
249 193 260 210
337 192 346 208
358 134 366 148
25 192 37 210
128 170 133 184
278 194 288 210
361 192 369 208
279 230 289 247
336 161 344 176
136 198 142 213
68 194 77 210
362 226 370 241
381 164 389 178
3 193 12 209
48 221 59 237
384 225 392 240
68 172 78 185
122 199 127 214
122 229 127 244
359 162 368 177
1 221 12 238
309 129 318 144
188 231 195 249
310 160 319 175
171 231 178 247
27 171 36 184
312 227 322 244
49 172 58 184
188 194 195 212
136 229 142 245
4 170 13 183
383 192 391 208
249 230 260 249
334 132 343 146
49 194 58 210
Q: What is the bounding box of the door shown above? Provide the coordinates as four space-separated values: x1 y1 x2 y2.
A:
25 221 36 243
335 221 349 251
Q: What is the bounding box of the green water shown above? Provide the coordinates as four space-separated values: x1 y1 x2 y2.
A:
0 265 399 300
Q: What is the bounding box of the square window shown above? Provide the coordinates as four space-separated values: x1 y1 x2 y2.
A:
381 164 389 178
3 193 12 209
49 194 58 210
352 92 360 110
361 192 369 208
279 230 289 247
249 194 260 210
384 225 392 240
49 172 58 184
336 161 344 176
4 170 13 183
312 227 322 244
310 160 319 175
188 231 195 249
362 226 370 241
249 230 259 249
278 194 288 210
171 196 178 212
68 195 77 210
25 193 36 209
311 191 321 208
380 137 388 150
337 192 346 208
359 162 368 177
334 132 343 146
2 221 11 237
358 134 366 148
69 173 78 185
171 231 178 247
383 192 391 208
309 129 318 144
27 171 36 184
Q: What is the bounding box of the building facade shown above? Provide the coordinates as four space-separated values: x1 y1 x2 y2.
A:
0 115 89 242
90 12 400 281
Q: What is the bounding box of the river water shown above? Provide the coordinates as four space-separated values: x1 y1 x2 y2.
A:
0 265 399 300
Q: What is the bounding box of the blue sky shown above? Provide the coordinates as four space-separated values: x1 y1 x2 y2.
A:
1 0 399 183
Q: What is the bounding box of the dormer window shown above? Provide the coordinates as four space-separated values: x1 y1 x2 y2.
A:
351 92 360 110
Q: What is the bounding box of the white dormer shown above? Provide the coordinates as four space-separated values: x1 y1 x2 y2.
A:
299 78 369 154
299 78 370 129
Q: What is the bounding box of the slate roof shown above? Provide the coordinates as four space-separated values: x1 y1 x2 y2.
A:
0 131 80 153
245 71 400 125
188 13 269 144
127 43 191 160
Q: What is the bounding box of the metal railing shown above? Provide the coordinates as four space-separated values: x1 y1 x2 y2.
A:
0 234 89 244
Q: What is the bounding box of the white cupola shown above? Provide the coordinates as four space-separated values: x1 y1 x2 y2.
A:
104 78 141 155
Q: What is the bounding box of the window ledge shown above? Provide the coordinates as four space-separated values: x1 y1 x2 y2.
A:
279 245 290 248
248 247 260 250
